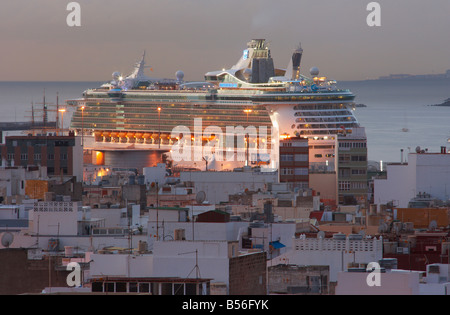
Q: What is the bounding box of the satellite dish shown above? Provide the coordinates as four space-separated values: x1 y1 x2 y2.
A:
378 223 388 234
359 230 366 238
196 191 206 204
429 220 438 231
317 231 325 239
1 232 14 248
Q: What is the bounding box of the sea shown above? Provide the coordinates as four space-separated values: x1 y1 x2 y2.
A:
0 79 449 164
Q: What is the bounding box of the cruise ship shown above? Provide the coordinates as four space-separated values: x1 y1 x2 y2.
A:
68 39 360 171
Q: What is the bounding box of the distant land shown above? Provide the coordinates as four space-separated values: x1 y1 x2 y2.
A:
378 69 450 81
428 98 450 107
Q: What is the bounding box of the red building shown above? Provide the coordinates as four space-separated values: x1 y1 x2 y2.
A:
384 231 450 271
279 136 309 190
1 133 83 181
197 210 230 223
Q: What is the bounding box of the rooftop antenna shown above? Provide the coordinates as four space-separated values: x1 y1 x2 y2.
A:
24 101 36 136
178 249 201 279
43 88 47 126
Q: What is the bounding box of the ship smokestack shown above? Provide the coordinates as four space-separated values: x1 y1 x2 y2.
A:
291 43 303 80
248 39 275 83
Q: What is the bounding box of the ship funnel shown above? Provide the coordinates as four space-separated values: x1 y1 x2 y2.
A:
291 43 303 80
247 39 275 83
285 42 303 81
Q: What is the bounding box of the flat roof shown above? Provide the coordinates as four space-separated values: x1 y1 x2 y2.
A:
89 277 212 283
146 207 189 211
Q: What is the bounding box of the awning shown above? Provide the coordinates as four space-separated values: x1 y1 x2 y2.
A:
269 241 286 249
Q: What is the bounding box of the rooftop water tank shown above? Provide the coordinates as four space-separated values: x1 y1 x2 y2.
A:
348 234 363 241
333 233 346 240
379 258 398 271
64 246 74 257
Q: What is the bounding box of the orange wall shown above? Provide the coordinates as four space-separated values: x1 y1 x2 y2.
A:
395 208 449 229
25 180 49 200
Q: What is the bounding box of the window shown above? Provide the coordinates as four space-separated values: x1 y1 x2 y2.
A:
351 182 367 190
352 169 367 175
281 168 294 175
104 282 115 293
20 154 28 161
295 154 308 162
60 153 67 160
139 283 150 293
339 154 351 162
339 168 350 178
294 168 308 176
129 282 138 293
339 181 350 191
7 154 14 161
161 283 172 295
34 153 41 160
351 155 366 162
353 142 366 148
174 283 184 295
92 282 103 292
339 142 366 149
116 282 127 293
186 283 197 295
48 154 55 160
280 154 294 162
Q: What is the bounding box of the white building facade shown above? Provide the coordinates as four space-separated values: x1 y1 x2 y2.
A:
374 152 450 208
269 235 383 282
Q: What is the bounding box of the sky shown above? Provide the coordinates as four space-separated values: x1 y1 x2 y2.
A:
1 0 450 82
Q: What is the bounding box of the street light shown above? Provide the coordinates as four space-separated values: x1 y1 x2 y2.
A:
80 105 85 146
157 107 162 148
244 109 252 121
58 108 66 136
